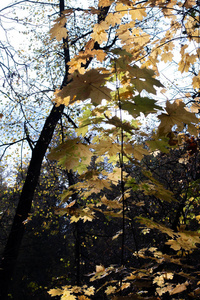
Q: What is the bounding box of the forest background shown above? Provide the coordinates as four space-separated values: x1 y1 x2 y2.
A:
0 0 200 299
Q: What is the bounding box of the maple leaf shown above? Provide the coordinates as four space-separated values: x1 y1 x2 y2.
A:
105 13 121 27
190 101 200 113
61 290 76 300
91 22 109 44
116 61 163 94
89 265 114 282
161 51 173 63
157 100 199 136
57 69 111 105
121 96 161 117
137 217 176 239
70 207 95 223
184 0 196 8
105 285 117 295
128 65 163 94
107 167 122 183
178 53 197 73
96 265 105 273
129 5 147 21
85 39 95 50
92 49 107 62
48 288 63 296
53 89 71 107
146 137 170 153
153 274 165 286
156 284 174 296
94 139 121 156
105 116 136 133
49 16 68 41
166 231 200 252
169 281 189 295
192 71 200 89
87 177 112 192
101 195 122 208
83 286 95 296
115 3 130 17
48 138 93 173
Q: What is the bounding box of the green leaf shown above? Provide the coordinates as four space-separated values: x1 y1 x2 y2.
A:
128 66 164 94
146 137 170 153
48 138 93 174
121 95 161 117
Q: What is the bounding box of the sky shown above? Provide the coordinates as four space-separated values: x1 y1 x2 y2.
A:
0 0 199 183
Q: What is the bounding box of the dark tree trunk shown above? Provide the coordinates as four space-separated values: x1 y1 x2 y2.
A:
0 1 110 297
0 0 69 298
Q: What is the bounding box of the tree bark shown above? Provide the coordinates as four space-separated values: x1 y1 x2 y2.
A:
0 1 111 297
0 0 69 298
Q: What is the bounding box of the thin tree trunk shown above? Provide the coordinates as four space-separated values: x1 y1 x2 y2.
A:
0 0 69 298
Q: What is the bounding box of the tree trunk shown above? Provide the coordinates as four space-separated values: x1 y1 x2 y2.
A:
0 0 69 298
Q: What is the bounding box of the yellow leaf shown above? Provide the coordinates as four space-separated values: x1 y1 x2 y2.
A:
94 139 121 156
133 144 149 161
156 284 174 296
49 16 68 41
105 13 121 27
83 286 95 296
91 22 109 44
153 274 165 286
190 101 200 113
161 51 173 63
158 100 199 136
61 290 77 300
96 265 105 273
178 53 197 73
192 71 200 89
85 39 94 50
99 0 114 6
107 167 122 183
101 195 122 208
70 207 95 223
121 282 130 290
112 230 122 240
93 49 107 62
129 5 147 21
169 281 189 295
53 89 71 107
184 0 196 8
48 288 63 296
115 3 129 17
105 285 117 295
57 69 111 105
78 296 90 300
48 138 93 173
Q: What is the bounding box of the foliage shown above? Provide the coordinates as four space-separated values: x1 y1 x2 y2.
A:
44 0 200 299
0 0 200 298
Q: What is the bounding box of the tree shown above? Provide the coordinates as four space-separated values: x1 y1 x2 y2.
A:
0 0 199 299
0 0 68 298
